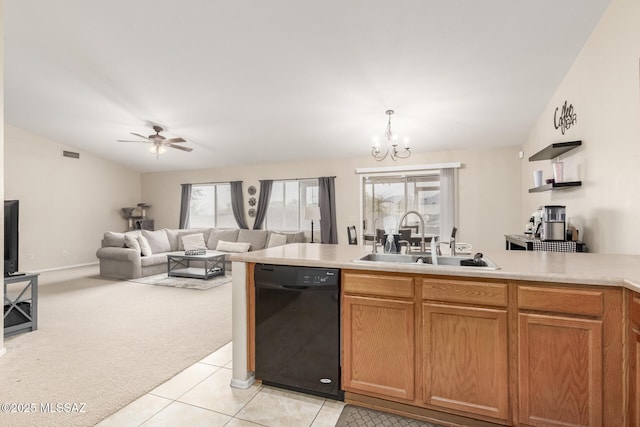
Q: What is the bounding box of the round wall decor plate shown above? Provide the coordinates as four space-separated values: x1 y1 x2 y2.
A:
248 208 256 217
247 185 257 195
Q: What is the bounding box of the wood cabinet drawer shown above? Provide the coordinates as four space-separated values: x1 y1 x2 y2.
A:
421 278 507 307
343 272 414 299
631 292 640 329
518 286 604 317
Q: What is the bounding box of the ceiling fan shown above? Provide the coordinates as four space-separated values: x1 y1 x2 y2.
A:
117 125 193 158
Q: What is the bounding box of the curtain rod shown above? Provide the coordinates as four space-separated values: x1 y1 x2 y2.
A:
271 176 336 181
181 176 336 186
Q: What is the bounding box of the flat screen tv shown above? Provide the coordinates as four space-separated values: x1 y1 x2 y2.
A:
5 200 19 276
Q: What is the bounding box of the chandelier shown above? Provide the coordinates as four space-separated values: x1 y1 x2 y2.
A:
371 109 411 161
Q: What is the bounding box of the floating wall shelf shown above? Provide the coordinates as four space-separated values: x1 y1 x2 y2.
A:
528 141 582 161
528 181 582 193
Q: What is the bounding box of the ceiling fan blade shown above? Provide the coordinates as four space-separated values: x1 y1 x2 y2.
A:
117 139 150 143
130 132 150 140
169 144 193 152
165 137 186 143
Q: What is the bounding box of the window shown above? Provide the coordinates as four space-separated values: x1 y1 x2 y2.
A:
362 170 455 237
188 183 235 228
265 179 319 231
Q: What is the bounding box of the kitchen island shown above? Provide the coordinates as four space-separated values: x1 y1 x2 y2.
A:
230 243 640 426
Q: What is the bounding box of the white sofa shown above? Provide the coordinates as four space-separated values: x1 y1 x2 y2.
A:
96 228 306 279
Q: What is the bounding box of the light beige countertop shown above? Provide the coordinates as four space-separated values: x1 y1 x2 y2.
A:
231 243 640 292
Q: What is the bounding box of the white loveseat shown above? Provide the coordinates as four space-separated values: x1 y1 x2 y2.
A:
95 228 306 279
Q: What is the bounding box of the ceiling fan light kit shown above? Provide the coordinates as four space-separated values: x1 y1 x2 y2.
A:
148 143 167 158
117 125 193 159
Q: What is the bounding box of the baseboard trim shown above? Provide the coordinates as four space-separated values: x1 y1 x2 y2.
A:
230 375 255 389
31 261 99 274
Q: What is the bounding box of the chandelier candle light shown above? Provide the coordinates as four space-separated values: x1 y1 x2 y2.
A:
371 109 411 161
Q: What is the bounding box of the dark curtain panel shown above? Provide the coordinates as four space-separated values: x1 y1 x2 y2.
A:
230 181 249 229
319 176 338 244
178 183 192 229
252 180 273 230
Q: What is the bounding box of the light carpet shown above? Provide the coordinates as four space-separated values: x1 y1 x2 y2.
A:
0 265 232 427
129 272 232 290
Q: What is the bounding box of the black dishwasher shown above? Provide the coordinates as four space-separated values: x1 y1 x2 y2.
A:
254 263 342 399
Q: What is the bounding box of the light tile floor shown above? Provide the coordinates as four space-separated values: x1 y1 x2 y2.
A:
96 342 345 426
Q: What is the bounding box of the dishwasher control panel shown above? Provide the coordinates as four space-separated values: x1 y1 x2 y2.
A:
297 269 339 285
255 264 339 287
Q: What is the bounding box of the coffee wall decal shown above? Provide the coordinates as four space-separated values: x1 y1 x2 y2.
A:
554 100 577 134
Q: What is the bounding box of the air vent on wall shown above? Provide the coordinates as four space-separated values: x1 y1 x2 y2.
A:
63 150 80 159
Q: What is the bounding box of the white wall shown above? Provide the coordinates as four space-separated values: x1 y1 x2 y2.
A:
4 125 142 271
522 0 640 254
142 145 522 253
1 0 5 354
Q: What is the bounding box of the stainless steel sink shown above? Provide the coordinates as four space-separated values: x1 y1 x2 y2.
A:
357 253 423 263
354 252 499 269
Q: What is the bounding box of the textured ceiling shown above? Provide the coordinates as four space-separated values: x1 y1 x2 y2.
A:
4 0 611 172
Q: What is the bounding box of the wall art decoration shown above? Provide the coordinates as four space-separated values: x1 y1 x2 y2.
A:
248 208 256 218
247 185 257 196
248 197 256 207
553 100 577 135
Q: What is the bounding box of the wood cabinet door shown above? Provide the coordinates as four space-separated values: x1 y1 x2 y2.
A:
630 292 640 427
631 329 640 427
518 313 602 427
422 303 509 421
342 294 415 401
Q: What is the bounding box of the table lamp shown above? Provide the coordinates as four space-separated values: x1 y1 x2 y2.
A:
305 206 321 243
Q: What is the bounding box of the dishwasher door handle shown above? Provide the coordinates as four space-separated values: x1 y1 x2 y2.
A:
256 282 335 291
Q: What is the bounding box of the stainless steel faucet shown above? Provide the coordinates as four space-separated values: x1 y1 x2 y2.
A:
398 210 426 252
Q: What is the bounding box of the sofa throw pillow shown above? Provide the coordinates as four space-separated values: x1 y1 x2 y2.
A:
207 229 240 250
177 229 211 250
280 231 306 244
124 234 141 253
142 229 172 254
267 232 288 248
138 235 152 256
182 233 207 251
103 231 126 247
237 229 268 251
163 228 180 251
216 240 251 253
291 231 307 243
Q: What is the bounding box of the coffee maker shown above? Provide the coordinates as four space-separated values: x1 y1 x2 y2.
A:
541 205 566 241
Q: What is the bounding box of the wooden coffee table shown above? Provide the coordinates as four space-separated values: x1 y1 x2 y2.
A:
166 251 226 280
